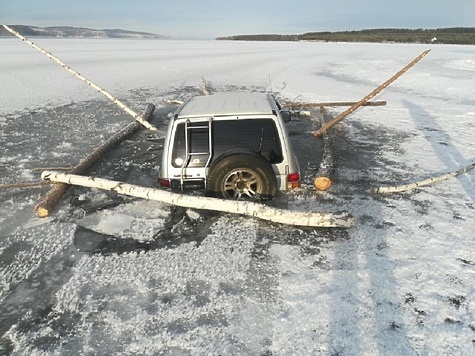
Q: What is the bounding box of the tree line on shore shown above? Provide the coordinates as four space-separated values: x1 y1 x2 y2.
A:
216 28 475 45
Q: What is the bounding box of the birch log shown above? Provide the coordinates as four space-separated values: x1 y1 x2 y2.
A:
313 50 431 137
371 161 475 194
35 104 155 218
2 25 156 131
41 171 355 228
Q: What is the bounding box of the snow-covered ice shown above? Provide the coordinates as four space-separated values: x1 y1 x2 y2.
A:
0 38 474 354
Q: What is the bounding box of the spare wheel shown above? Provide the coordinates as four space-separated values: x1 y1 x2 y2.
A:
206 150 277 200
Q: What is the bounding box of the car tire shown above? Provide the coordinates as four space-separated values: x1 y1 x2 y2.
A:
206 150 277 200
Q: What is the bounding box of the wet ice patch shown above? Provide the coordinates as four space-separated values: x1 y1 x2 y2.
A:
76 200 169 242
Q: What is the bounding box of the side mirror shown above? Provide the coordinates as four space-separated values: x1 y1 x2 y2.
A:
280 111 292 123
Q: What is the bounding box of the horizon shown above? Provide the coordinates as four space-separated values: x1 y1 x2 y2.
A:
1 0 474 39
2 24 474 41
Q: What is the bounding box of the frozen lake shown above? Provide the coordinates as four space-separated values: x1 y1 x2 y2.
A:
1 38 474 354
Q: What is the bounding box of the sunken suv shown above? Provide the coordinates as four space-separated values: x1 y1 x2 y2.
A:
159 92 300 199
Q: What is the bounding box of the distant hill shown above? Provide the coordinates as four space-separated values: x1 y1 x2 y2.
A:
217 28 475 45
0 25 169 39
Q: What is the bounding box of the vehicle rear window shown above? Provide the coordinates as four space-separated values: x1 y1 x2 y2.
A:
172 118 283 168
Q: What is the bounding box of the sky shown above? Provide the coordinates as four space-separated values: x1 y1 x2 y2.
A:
1 0 474 39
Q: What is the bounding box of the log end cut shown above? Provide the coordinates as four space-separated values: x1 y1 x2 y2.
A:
314 176 332 191
35 205 50 218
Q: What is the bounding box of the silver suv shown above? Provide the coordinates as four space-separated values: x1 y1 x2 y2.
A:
159 92 300 199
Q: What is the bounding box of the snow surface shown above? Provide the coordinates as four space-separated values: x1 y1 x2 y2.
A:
0 38 474 355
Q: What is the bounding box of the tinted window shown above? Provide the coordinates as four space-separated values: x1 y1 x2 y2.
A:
172 119 283 168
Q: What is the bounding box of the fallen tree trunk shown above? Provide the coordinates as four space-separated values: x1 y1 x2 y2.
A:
41 171 355 228
313 49 431 137
282 100 387 109
2 25 156 131
371 161 475 194
35 104 155 218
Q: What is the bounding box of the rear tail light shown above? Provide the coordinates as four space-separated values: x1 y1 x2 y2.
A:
287 172 300 190
159 179 171 188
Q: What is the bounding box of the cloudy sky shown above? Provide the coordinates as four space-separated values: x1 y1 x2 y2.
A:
1 0 474 39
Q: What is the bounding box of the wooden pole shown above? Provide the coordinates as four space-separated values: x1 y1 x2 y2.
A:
314 107 334 191
0 181 52 190
41 171 355 228
35 104 155 218
31 166 74 172
282 100 387 109
2 24 157 131
313 50 431 137
371 161 475 194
